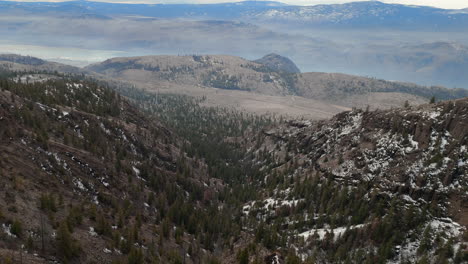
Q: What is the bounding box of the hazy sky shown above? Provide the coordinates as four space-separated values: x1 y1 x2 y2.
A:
5 0 468 9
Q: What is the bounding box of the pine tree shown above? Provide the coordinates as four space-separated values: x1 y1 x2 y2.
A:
10 219 22 238
57 221 79 262
237 248 249 264
128 247 144 264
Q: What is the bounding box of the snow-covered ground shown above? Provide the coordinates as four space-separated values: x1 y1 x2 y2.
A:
299 224 366 241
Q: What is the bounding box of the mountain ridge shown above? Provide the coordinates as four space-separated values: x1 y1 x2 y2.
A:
2 0 468 30
84 54 468 109
242 96 468 262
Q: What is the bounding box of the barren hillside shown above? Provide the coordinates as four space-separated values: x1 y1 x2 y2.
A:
86 54 468 115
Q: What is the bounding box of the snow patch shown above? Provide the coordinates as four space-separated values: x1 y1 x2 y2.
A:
89 227 98 237
299 224 365 241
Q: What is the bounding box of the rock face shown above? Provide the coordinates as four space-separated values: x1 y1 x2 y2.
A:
243 98 468 262
254 53 300 74
259 99 468 190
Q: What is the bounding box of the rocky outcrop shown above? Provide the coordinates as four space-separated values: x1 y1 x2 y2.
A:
254 53 301 74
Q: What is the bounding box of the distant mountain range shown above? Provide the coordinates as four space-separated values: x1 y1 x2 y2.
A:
248 1 468 30
1 1 468 88
1 1 468 30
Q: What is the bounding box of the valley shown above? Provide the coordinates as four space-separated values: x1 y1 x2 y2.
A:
0 1 467 263
0 59 466 263
85 54 467 117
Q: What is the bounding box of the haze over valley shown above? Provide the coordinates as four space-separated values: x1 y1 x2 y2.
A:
1 0 468 87
0 1 467 264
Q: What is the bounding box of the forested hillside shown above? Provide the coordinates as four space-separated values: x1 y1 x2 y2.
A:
242 98 468 263
0 70 466 264
0 72 272 263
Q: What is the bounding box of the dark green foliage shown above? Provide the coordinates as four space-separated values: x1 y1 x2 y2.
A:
418 226 433 255
285 252 302 264
237 248 249 264
203 71 242 90
95 212 112 237
0 72 270 262
26 234 35 250
40 193 57 212
0 72 460 264
128 248 144 264
57 220 80 262
10 219 22 238
1 77 121 117
67 206 83 229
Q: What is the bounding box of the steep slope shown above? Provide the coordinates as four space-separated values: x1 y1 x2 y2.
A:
0 65 467 263
240 99 468 263
0 74 231 263
254 53 301 74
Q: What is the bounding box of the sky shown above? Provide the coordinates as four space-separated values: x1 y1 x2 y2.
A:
4 0 468 9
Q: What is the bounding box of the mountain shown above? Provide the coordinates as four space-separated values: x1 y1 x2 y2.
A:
85 54 294 95
0 54 87 75
0 0 287 20
248 1 468 30
0 72 238 263
85 54 468 111
243 98 468 262
254 53 301 73
0 64 466 263
2 1 468 31
2 2 468 87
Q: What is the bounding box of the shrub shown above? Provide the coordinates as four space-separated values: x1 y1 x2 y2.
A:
10 219 22 238
57 221 80 262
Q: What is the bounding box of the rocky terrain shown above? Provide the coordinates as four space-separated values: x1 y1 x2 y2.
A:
0 59 467 264
242 98 468 263
0 73 235 263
